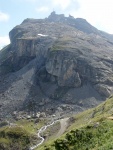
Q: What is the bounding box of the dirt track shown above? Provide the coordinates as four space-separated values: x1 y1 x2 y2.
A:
56 118 69 138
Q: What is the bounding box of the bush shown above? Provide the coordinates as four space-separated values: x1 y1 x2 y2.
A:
50 120 113 150
0 121 8 127
0 126 31 150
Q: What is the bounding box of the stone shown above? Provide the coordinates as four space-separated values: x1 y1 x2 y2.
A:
94 84 111 97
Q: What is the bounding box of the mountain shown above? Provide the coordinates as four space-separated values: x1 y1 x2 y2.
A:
1 12 113 120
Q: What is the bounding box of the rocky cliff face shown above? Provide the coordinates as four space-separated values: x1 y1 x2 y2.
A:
1 12 113 119
46 50 81 87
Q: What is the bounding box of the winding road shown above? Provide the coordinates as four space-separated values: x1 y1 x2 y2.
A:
29 120 60 150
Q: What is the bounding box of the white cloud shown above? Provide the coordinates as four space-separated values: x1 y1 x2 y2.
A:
12 0 39 3
53 0 71 10
26 0 37 2
27 0 36 1
0 11 10 22
0 36 10 50
36 6 49 13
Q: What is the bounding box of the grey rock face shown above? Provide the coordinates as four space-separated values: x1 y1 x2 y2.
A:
46 50 81 87
1 12 113 118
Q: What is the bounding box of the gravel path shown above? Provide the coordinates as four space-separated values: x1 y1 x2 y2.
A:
56 118 69 138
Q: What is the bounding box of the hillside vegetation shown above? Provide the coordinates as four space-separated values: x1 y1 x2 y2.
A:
0 126 32 150
41 95 113 150
0 119 46 150
1 96 113 150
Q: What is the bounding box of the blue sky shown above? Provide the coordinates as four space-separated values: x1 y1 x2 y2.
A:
1 0 113 49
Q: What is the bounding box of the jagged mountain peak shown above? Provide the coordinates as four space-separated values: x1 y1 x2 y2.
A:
1 12 113 120
19 12 113 39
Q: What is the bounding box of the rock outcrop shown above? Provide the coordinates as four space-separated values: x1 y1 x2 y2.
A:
1 12 113 119
46 50 81 87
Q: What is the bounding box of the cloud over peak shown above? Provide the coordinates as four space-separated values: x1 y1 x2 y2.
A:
0 11 10 22
53 0 71 10
36 6 49 13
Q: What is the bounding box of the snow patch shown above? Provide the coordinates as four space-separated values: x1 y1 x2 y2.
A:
38 34 48 37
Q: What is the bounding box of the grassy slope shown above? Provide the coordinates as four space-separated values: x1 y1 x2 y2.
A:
0 119 46 150
1 96 113 150
38 95 113 150
51 36 78 51
0 126 31 150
